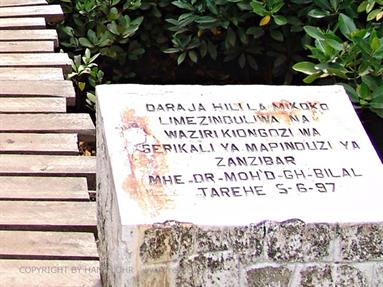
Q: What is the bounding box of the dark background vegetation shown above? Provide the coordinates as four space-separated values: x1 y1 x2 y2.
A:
49 0 383 159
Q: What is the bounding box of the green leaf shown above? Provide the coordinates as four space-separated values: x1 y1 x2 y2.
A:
370 108 383 117
273 15 287 25
371 36 381 51
163 48 180 53
107 7 119 21
357 82 371 100
325 38 343 51
329 0 338 10
367 9 383 21
246 26 264 39
372 86 383 100
366 1 376 13
206 0 218 15
79 37 94 48
313 0 331 10
85 48 91 59
78 82 86 91
338 13 357 39
357 1 368 13
362 75 380 91
188 50 198 63
308 8 330 18
225 27 236 47
270 2 284 14
303 73 322 83
172 1 194 10
327 66 348 79
250 1 266 16
60 26 74 37
304 26 325 41
207 40 217 59
270 30 283 42
292 61 317 75
177 52 186 65
370 95 383 108
341 83 359 103
200 41 207 57
195 16 217 24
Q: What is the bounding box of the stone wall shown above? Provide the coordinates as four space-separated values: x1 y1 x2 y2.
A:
97 217 383 286
136 220 383 286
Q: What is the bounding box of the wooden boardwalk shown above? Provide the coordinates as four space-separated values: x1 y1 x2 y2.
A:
0 0 100 286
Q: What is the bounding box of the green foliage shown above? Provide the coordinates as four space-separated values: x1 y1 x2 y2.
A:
293 0 383 116
68 48 104 109
49 0 383 117
49 0 312 85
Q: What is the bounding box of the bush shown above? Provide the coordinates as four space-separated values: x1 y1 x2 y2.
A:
293 0 383 117
49 0 383 117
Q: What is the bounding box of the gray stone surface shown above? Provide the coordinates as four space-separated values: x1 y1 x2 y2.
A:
335 265 368 287
228 223 265 264
176 252 239 287
266 220 334 262
373 263 383 286
338 223 383 261
246 266 291 287
139 222 195 264
299 264 334 287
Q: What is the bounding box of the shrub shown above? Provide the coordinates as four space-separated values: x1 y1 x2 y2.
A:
49 0 382 117
293 0 383 117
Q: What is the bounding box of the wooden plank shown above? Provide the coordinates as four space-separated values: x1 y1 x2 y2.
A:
0 201 96 231
0 80 75 106
0 17 46 29
0 231 98 260
0 114 95 136
0 30 58 47
0 67 63 80
0 5 63 23
0 133 79 155
0 154 95 177
0 0 47 7
0 260 101 287
0 97 66 113
0 176 89 200
0 41 54 53
0 53 71 73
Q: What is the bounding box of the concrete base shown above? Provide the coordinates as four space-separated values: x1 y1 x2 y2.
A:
97 115 383 286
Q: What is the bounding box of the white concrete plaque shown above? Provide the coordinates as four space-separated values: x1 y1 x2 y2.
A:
97 84 383 225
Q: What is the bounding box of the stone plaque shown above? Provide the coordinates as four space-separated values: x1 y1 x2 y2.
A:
97 84 383 225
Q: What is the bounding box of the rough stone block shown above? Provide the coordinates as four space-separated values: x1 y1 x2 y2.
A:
228 223 265 264
266 220 334 262
299 264 334 287
338 224 383 261
138 266 171 287
140 222 195 264
335 264 369 287
195 227 230 254
176 252 239 287
246 265 291 287
373 263 383 286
